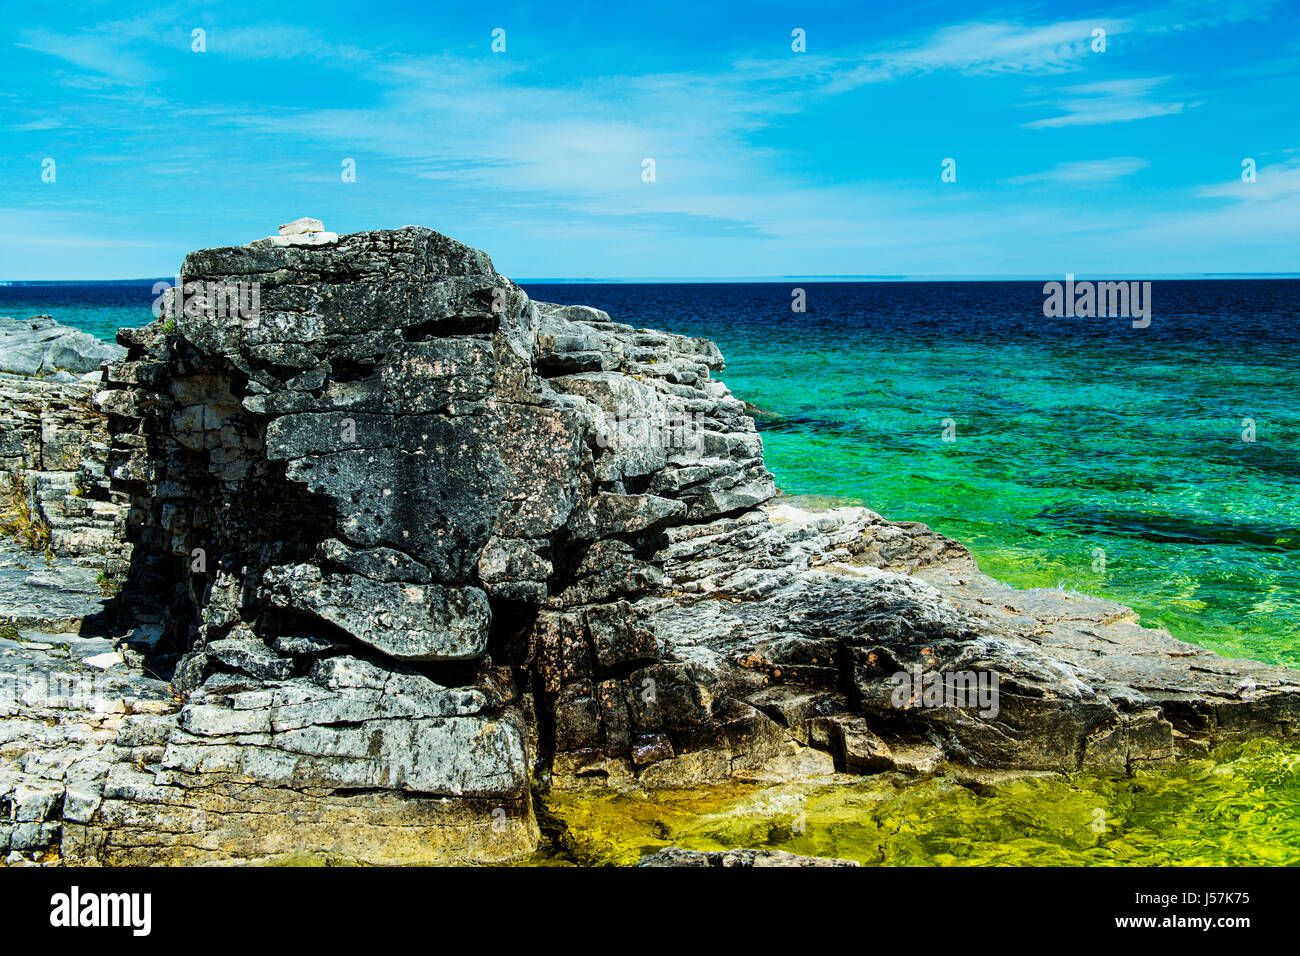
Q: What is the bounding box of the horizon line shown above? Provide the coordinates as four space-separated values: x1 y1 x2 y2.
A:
3 273 1300 286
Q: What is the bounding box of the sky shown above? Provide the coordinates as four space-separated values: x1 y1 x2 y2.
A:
1 0 1298 280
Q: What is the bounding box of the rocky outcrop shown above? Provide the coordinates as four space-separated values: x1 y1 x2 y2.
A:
0 314 125 380
2 224 1298 866
0 573 175 864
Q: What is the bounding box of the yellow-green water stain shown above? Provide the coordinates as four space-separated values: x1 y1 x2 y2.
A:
530 739 1300 866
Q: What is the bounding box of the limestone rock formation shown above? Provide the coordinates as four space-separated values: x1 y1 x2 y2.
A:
0 314 125 379
1 319 131 579
1 224 1298 865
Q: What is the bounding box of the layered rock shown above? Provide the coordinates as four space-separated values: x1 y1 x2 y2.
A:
0 317 131 583
2 224 1298 865
1 591 176 863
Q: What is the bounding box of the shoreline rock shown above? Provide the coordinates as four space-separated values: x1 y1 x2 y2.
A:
1 224 1297 865
0 314 125 379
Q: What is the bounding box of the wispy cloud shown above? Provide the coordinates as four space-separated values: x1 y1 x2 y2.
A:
736 17 1127 93
1120 157 1300 257
204 24 375 64
1197 157 1300 201
9 118 64 131
1023 77 1189 128
839 18 1122 88
14 16 167 85
1002 157 1150 185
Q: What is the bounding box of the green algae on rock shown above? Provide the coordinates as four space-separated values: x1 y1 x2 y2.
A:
536 739 1300 867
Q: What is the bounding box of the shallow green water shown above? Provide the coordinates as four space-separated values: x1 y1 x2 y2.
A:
538 740 1300 866
720 328 1300 668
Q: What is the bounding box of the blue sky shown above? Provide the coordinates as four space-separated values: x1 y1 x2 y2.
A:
2 0 1298 279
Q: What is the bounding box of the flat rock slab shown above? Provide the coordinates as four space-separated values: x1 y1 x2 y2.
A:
0 541 113 632
1 629 174 712
262 564 491 662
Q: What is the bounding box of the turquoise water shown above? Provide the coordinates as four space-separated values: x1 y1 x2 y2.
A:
0 282 154 342
733 330 1300 666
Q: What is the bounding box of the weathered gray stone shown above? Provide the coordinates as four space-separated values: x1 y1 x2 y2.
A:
205 639 293 681
262 564 490 662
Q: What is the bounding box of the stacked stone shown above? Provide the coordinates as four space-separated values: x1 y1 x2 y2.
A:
0 369 130 572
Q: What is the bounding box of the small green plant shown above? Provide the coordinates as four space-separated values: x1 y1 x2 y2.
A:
96 572 122 597
162 318 177 333
1 472 54 559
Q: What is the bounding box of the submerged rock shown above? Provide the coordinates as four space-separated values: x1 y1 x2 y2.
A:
1 224 1297 865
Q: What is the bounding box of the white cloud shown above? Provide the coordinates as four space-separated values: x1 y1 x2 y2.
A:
1002 157 1151 185
1197 157 1300 200
1024 77 1188 128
